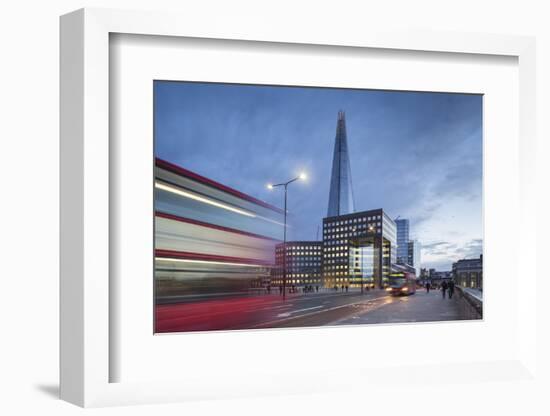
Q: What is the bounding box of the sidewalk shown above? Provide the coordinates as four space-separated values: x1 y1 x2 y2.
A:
335 290 465 325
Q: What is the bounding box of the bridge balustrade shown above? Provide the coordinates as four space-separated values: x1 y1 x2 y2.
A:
456 286 483 320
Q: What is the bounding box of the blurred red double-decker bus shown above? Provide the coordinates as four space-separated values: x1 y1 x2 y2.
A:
154 158 284 305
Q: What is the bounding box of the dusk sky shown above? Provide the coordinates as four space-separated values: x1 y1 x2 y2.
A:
154 81 483 271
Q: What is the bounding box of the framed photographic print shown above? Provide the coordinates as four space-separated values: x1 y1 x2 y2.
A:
60 8 537 407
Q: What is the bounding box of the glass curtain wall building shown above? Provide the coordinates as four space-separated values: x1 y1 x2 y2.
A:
327 111 355 217
395 218 410 265
408 239 421 277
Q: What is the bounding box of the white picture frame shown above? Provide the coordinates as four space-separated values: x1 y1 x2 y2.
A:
60 7 537 407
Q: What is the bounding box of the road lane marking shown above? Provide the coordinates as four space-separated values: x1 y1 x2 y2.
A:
277 305 323 318
255 304 294 312
253 295 389 328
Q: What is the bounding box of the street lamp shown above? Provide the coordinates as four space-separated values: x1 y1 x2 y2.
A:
267 172 307 301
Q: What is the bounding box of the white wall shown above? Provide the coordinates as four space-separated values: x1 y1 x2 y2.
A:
1 0 548 415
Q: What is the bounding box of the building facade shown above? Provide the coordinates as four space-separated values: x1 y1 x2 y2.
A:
407 239 421 277
271 241 323 288
429 270 453 286
395 218 410 265
453 255 483 289
322 209 397 289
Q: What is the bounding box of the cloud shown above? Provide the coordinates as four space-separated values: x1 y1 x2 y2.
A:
422 241 454 250
422 238 483 270
457 238 483 259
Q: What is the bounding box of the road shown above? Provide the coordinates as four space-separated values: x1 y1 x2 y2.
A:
156 288 469 333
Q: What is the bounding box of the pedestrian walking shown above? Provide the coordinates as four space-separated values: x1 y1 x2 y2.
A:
426 282 431 293
448 280 455 299
441 280 448 299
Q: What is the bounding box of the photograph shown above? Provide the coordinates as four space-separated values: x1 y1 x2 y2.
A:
153 81 484 333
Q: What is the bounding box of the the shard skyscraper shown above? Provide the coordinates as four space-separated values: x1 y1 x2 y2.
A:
327 111 355 217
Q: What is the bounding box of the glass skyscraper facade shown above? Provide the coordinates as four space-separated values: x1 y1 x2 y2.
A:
327 111 355 217
395 218 410 265
407 239 421 277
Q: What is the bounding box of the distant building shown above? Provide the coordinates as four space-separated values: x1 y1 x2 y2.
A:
417 268 429 284
272 241 323 287
395 219 410 265
453 254 483 289
322 208 397 289
407 240 422 277
327 111 355 217
428 270 453 286
431 270 453 280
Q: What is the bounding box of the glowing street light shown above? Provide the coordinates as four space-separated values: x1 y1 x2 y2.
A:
266 173 307 301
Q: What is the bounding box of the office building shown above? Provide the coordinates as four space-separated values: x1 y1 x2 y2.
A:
395 218 409 265
322 208 397 289
271 241 323 287
407 239 421 277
